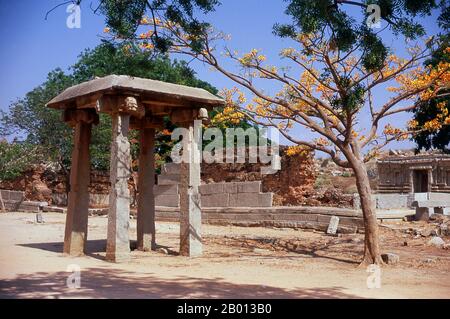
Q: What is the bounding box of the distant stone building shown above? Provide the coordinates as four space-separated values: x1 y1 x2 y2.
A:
377 153 450 194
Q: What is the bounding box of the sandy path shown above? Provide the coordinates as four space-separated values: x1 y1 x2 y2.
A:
0 212 448 299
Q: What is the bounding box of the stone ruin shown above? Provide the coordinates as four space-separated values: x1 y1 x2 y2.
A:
375 152 450 219
155 162 273 208
377 152 450 194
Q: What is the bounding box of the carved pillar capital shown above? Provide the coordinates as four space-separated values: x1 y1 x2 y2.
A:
170 108 209 125
97 95 145 119
63 108 99 127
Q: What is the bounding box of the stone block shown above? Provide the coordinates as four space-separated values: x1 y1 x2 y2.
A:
155 211 180 220
154 185 178 195
272 213 318 222
223 182 237 194
375 194 409 209
199 183 224 195
155 194 179 207
19 201 48 212
236 181 261 193
326 216 339 235
429 192 450 202
201 193 229 207
415 207 432 221
428 236 445 248
229 193 273 207
43 206 67 213
9 190 24 201
381 253 400 265
1 190 10 200
158 174 180 185
162 162 181 175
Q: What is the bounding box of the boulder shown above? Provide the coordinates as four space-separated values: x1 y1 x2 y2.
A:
427 236 445 248
381 253 400 265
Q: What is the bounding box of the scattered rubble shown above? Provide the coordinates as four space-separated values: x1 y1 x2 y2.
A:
382 253 400 265
428 237 445 248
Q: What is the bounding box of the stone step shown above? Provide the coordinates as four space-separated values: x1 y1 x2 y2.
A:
0 190 25 201
157 174 180 185
155 194 180 207
161 162 181 175
154 184 179 195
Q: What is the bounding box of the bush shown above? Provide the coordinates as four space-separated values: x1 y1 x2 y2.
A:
0 140 42 181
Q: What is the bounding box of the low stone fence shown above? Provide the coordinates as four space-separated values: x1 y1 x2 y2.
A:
1 189 48 212
153 206 363 233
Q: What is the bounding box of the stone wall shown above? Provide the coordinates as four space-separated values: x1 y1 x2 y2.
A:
154 163 273 207
0 189 48 212
200 146 316 206
353 192 450 209
377 154 450 193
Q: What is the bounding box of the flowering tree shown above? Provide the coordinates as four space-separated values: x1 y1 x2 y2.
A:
96 0 450 265
120 23 449 265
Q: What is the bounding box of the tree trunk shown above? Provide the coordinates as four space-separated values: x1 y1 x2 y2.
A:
352 160 383 265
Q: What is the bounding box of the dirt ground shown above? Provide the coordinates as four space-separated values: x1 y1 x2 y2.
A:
0 212 449 299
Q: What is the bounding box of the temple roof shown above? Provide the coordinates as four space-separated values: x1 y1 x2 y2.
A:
378 153 450 163
46 75 224 109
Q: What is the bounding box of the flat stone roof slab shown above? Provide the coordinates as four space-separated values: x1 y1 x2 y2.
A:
47 74 224 109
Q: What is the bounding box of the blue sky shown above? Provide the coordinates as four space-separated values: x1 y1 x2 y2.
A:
0 0 443 149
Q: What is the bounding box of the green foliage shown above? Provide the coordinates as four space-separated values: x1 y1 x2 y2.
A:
0 43 220 172
274 0 446 71
96 0 220 53
0 141 43 181
0 70 75 169
331 77 365 112
412 33 450 153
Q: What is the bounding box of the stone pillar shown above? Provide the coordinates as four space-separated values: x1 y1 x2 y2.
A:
64 121 92 256
106 113 132 262
427 169 433 193
137 127 156 251
179 120 202 257
409 169 414 193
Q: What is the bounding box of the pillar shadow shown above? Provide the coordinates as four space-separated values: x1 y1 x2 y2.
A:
18 240 108 261
19 240 179 260
0 268 360 299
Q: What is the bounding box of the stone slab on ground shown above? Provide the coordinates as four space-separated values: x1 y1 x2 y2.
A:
326 216 339 235
381 253 400 265
154 206 363 233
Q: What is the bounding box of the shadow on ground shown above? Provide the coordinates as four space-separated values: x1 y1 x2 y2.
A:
19 240 108 261
0 267 359 299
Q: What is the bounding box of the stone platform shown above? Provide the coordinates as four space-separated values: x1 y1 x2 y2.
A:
153 206 363 234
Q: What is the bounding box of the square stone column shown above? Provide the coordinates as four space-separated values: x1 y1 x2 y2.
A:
106 113 132 262
179 120 202 257
64 121 92 256
137 127 156 251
